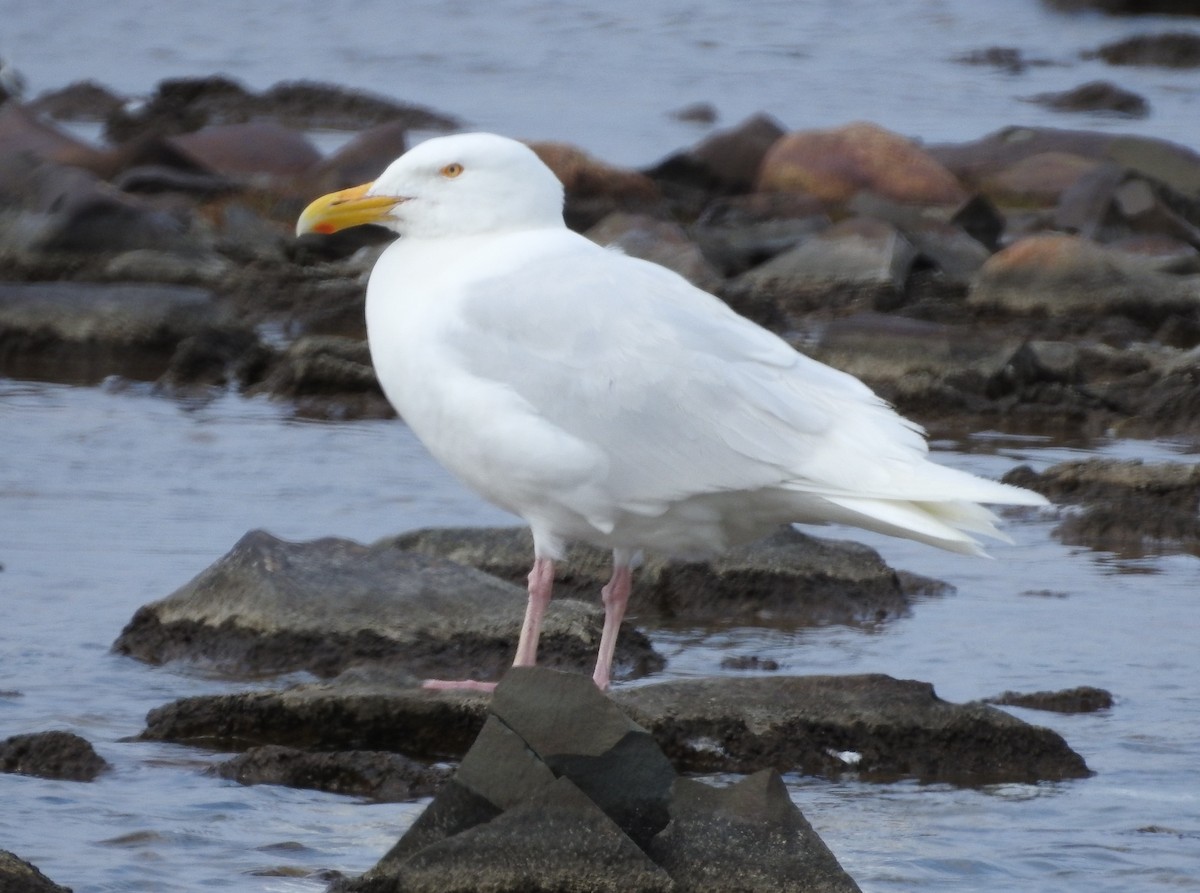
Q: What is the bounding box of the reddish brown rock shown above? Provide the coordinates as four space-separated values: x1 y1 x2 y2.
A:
757 122 967 206
167 122 321 180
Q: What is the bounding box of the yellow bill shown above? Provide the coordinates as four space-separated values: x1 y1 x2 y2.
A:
295 182 402 236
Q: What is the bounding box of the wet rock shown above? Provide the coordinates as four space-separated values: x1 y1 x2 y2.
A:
113 529 662 683
585 212 723 290
691 191 830 279
142 669 1086 786
0 281 250 385
953 47 1048 74
27 79 126 121
0 730 109 782
646 113 786 196
979 151 1102 207
105 76 458 143
166 122 321 182
928 126 1200 202
102 248 232 285
306 120 409 192
724 217 917 317
719 655 781 672
530 141 664 231
0 850 72 893
614 674 1092 784
1003 458 1200 556
388 525 924 626
670 101 718 124
968 233 1200 318
1024 80 1150 118
758 122 967 206
1048 0 1200 14
1085 32 1200 68
344 668 859 893
143 671 492 759
985 686 1114 713
213 745 451 801
648 770 860 893
251 334 392 419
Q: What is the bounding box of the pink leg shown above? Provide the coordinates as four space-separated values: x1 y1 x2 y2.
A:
422 557 554 693
592 564 633 690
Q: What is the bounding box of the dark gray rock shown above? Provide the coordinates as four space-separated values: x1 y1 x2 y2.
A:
0 281 250 386
250 334 392 419
648 770 861 893
0 730 109 782
0 850 72 893
114 529 663 682
389 525 927 626
586 211 723 291
345 667 860 893
212 745 451 801
985 686 1114 713
1085 32 1200 68
613 674 1092 784
646 113 787 197
1024 80 1150 118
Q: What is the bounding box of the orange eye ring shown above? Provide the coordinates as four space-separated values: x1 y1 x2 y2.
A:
440 163 464 178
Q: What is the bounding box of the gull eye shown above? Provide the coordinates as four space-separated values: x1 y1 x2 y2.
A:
440 163 464 179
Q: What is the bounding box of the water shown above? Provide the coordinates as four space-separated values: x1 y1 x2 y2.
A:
2 1 1200 889
2 380 1198 892
4 0 1200 165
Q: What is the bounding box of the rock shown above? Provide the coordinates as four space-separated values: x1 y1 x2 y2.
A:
344 668 860 893
102 248 232 285
251 334 392 419
928 126 1200 202
0 281 250 386
985 686 1114 713
167 122 321 181
0 102 99 165
388 525 924 626
1003 458 1200 556
691 191 830 279
105 76 458 143
1048 0 1200 13
968 233 1200 318
113 529 663 682
26 79 126 121
614 674 1092 784
529 141 664 231
585 212 723 290
0 730 109 781
670 102 719 124
1085 32 1200 68
141 670 1087 785
979 151 1102 207
647 770 860 893
212 745 451 801
306 120 410 192
646 113 786 195
757 122 967 206
953 46 1046 74
1024 80 1150 117
719 654 780 672
0 850 72 893
725 217 917 317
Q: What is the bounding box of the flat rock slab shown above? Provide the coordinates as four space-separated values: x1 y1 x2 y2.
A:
389 525 932 626
142 672 1089 786
342 667 859 893
113 529 663 683
614 675 1091 784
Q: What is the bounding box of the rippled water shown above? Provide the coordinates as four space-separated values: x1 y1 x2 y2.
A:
3 1 1200 890
5 0 1200 164
2 381 1198 892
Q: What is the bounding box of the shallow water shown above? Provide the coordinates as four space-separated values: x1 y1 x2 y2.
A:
3 0 1200 889
6 0 1200 164
2 380 1198 892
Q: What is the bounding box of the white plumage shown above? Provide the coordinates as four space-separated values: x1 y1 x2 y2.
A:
297 132 1047 690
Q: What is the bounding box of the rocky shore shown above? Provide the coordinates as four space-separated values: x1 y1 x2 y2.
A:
4 49 1199 888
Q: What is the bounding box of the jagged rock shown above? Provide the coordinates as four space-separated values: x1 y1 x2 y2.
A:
985 686 1114 713
0 730 109 782
343 668 860 893
0 850 72 893
212 745 451 801
388 525 925 626
113 529 662 682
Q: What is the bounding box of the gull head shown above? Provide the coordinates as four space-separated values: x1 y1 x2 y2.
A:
297 133 566 239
